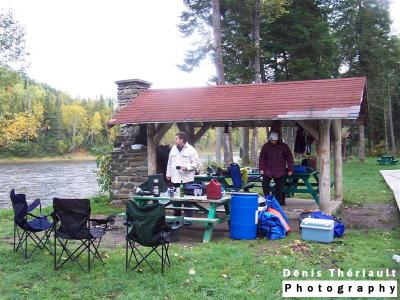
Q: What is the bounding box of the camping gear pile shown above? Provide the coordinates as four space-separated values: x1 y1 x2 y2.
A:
258 195 291 240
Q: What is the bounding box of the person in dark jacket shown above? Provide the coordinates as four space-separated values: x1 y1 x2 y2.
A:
259 131 294 205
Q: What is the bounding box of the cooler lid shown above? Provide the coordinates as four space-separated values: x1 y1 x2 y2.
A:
301 217 334 228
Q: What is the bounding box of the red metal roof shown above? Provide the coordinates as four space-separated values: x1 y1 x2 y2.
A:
108 77 367 125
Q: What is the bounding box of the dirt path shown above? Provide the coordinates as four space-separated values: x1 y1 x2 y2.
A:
101 201 399 248
338 202 400 230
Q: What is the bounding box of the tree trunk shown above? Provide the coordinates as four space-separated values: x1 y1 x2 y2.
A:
384 105 389 154
251 128 258 167
212 0 233 163
388 79 397 158
212 0 225 85
224 127 234 166
242 128 250 165
215 127 222 162
359 124 365 163
249 0 261 168
253 0 262 84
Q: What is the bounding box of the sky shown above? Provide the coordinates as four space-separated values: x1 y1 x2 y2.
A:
1 0 400 99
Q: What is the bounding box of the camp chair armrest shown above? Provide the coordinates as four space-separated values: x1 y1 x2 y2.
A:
27 198 41 213
90 214 116 226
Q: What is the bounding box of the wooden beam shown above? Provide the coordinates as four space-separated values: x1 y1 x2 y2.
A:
176 123 187 133
332 119 343 202
154 123 173 145
192 123 212 144
187 124 195 144
147 124 157 175
296 120 319 142
318 119 331 211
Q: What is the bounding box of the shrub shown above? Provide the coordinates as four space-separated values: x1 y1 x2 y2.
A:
93 145 113 200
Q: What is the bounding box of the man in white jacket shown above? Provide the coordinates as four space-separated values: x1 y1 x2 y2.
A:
166 132 200 221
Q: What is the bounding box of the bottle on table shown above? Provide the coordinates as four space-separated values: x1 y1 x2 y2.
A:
180 180 184 197
153 178 160 197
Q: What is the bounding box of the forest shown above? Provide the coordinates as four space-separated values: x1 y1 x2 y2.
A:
179 0 400 157
1 0 399 158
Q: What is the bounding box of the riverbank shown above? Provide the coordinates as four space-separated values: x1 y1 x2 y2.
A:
0 152 96 164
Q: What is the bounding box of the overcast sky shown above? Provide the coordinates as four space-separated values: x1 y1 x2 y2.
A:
1 0 400 99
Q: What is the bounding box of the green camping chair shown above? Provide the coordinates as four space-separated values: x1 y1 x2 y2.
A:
125 200 182 274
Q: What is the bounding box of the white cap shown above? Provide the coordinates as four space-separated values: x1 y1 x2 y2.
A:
268 131 279 141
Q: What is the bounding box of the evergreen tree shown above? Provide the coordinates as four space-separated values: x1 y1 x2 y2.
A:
332 0 397 148
263 0 339 81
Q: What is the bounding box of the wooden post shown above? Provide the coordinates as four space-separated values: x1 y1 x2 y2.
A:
147 124 157 175
332 119 343 202
319 120 331 211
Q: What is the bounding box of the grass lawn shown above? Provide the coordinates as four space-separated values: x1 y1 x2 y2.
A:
0 157 399 299
342 157 399 205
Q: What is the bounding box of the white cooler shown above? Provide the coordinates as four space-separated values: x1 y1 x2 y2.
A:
300 218 334 243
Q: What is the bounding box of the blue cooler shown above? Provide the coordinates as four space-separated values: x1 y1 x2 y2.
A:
300 218 334 243
230 193 258 240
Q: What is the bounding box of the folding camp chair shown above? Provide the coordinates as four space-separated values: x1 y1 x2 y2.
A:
10 189 53 259
52 198 115 272
125 200 182 274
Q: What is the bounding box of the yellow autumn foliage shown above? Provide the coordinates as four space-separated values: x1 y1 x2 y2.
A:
0 103 44 148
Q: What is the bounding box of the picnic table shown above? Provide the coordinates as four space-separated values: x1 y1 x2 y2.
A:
131 194 230 243
377 155 398 165
195 171 322 204
248 171 321 204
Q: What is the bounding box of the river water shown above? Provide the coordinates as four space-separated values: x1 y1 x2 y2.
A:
0 153 240 209
0 160 99 209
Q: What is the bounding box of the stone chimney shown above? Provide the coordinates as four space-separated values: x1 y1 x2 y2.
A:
115 79 151 111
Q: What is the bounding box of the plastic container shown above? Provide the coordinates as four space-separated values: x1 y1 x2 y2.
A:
230 192 259 240
206 179 222 200
300 218 334 243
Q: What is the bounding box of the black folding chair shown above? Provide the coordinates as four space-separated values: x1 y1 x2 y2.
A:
125 200 182 274
10 189 53 259
52 198 115 272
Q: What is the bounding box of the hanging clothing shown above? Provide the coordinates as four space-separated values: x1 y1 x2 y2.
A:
294 127 306 154
305 133 315 155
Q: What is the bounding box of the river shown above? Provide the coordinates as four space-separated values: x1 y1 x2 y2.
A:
0 160 99 209
0 153 240 209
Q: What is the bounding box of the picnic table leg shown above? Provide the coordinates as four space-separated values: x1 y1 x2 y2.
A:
304 178 319 205
203 203 217 243
223 202 230 229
